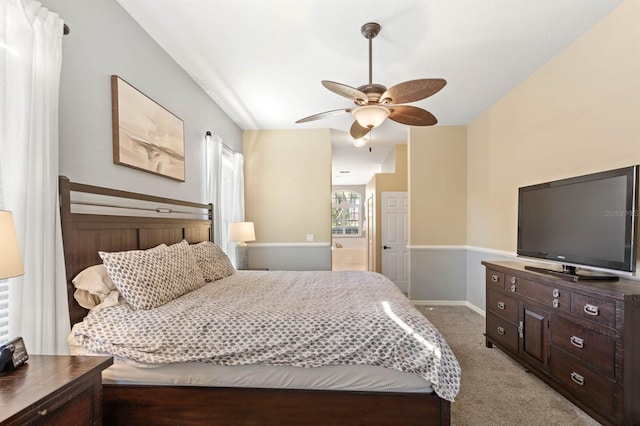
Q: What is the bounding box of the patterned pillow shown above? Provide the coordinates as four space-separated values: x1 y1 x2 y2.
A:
190 241 236 281
73 244 168 309
99 240 205 310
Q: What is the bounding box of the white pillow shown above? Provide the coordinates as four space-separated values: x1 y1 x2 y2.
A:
99 240 205 310
72 264 118 309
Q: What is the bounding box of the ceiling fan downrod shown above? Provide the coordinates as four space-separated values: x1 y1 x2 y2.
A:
361 22 381 87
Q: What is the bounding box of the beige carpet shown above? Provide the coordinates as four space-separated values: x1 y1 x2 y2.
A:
416 305 601 426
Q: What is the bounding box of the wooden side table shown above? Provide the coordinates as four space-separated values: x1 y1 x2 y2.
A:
0 355 113 425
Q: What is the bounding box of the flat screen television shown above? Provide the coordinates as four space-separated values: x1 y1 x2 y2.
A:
517 165 639 280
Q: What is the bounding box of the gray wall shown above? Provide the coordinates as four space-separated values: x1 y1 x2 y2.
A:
249 244 332 271
42 0 241 203
409 246 516 313
410 247 467 302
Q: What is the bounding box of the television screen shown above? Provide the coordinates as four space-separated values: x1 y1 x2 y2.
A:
517 166 638 273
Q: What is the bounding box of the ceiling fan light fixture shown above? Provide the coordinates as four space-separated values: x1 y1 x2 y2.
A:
295 22 445 134
352 105 389 129
352 137 367 148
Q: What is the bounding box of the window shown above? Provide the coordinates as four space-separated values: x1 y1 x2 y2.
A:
332 190 362 236
0 280 8 343
219 147 235 256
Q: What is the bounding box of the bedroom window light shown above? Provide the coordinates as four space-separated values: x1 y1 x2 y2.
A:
0 281 8 342
331 190 362 237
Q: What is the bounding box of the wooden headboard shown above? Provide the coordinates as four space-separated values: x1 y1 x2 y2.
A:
59 176 213 326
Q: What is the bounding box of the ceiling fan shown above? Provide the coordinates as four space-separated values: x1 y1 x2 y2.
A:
296 22 446 140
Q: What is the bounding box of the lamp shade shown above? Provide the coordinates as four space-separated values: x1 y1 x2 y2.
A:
352 137 367 148
0 210 24 280
228 222 256 244
352 105 390 129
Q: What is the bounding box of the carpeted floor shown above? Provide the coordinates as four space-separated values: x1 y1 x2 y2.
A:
415 305 601 426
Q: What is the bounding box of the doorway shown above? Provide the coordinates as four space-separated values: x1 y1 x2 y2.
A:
331 188 367 271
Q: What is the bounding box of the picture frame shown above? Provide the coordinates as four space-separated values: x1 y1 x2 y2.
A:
111 75 185 181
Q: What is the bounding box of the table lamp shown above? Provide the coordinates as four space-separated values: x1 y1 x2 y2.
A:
228 222 255 270
0 211 24 280
0 210 26 375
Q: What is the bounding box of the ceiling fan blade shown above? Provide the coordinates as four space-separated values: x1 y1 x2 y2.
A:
350 121 371 139
322 81 368 105
379 79 446 104
388 105 438 126
295 108 351 124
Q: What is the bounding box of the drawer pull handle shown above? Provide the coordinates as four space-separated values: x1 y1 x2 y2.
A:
497 301 505 310
583 304 599 316
570 371 585 386
38 409 48 416
552 299 559 308
510 284 517 293
491 274 500 283
497 326 505 336
510 277 517 284
570 335 584 349
552 288 560 298
518 320 523 338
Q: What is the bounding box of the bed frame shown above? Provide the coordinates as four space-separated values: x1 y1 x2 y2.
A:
59 176 451 425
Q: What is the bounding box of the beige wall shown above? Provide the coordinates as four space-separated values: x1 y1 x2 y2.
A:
243 129 332 243
366 144 408 272
409 126 468 245
467 0 640 253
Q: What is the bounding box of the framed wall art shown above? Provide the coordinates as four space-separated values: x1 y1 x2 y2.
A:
111 75 185 181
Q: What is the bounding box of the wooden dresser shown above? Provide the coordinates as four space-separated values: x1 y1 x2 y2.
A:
0 355 113 425
482 261 640 426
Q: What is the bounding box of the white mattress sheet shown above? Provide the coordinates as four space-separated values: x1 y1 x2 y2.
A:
71 345 433 393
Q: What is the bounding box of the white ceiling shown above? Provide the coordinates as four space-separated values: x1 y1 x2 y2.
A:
116 0 622 185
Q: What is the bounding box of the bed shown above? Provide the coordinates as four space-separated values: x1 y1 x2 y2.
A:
59 176 459 425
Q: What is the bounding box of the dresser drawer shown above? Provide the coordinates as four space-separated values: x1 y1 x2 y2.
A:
550 347 615 418
486 312 518 354
486 287 518 324
486 269 505 290
506 275 570 311
551 315 615 377
571 293 615 327
9 371 95 426
33 383 94 425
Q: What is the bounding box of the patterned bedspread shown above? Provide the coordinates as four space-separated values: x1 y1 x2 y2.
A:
72 270 461 401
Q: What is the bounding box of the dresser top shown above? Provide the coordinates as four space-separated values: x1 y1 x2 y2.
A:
0 355 113 423
482 260 640 299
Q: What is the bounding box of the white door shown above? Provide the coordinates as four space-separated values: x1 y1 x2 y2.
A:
366 196 374 271
381 192 408 293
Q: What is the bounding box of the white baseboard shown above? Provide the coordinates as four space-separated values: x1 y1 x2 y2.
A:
412 299 486 317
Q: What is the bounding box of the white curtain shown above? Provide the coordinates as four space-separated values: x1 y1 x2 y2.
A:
205 133 223 245
205 134 245 265
230 152 245 224
0 0 69 354
227 151 245 266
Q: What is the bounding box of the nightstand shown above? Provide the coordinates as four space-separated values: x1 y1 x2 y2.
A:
0 355 113 425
